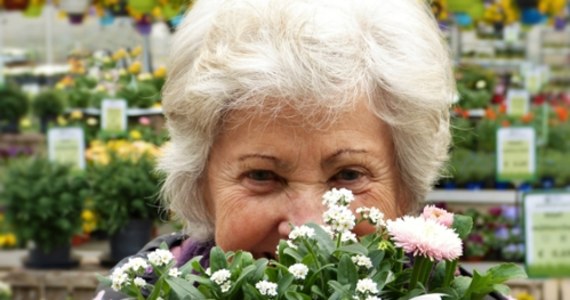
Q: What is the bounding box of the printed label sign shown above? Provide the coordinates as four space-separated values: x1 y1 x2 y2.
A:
101 99 127 132
524 192 570 277
496 127 535 181
506 89 529 117
48 127 86 170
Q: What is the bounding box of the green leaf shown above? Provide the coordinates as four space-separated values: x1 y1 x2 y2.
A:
284 247 304 262
278 273 295 296
452 214 473 239
209 247 228 272
337 254 358 288
327 281 351 300
335 243 369 256
451 276 471 296
285 291 312 300
165 277 206 299
306 223 335 256
486 263 527 282
492 283 511 296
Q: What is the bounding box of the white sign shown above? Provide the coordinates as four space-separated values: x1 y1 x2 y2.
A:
506 89 530 117
48 127 86 170
524 192 570 277
101 99 128 132
496 127 536 182
503 24 520 44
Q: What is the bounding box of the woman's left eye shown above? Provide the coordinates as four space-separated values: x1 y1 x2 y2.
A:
330 169 363 182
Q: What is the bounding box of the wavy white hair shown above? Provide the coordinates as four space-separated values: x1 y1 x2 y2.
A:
158 0 455 241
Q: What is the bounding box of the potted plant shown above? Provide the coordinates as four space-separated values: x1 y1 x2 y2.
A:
89 144 163 265
0 85 29 134
32 90 66 133
2 158 89 269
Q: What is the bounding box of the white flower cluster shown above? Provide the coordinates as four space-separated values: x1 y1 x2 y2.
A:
147 249 174 267
351 255 373 269
210 269 232 293
134 277 146 288
322 187 355 207
110 257 150 291
356 207 386 228
288 225 315 240
323 204 356 233
255 280 278 297
288 263 309 280
169 267 181 278
355 278 379 297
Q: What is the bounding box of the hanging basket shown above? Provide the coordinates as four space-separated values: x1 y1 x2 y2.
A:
23 2 43 17
3 0 30 10
128 0 155 14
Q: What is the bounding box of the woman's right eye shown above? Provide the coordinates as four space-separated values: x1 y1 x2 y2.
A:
246 170 278 181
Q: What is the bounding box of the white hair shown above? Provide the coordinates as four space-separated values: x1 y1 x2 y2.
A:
158 0 455 241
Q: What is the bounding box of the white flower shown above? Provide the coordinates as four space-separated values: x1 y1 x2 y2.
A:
288 263 309 280
110 268 129 291
220 281 232 293
255 280 278 297
288 225 315 240
323 205 356 232
147 249 174 267
352 255 373 269
368 207 385 227
168 267 181 278
340 231 358 243
356 278 379 295
205 268 211 276
286 240 298 250
123 257 149 273
322 188 355 207
133 277 146 287
210 269 231 285
321 225 335 239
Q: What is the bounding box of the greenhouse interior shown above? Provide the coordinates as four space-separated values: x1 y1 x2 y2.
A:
0 1 570 300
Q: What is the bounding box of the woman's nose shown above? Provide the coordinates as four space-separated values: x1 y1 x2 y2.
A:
277 187 326 237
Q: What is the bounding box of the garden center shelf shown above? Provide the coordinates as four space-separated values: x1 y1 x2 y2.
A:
73 107 163 116
426 189 519 205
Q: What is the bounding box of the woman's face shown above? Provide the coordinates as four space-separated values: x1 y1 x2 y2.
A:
202 100 408 258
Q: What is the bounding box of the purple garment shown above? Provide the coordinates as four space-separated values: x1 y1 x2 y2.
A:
176 238 216 268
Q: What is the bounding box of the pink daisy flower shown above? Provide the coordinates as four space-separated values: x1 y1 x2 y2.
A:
422 205 454 228
386 216 462 261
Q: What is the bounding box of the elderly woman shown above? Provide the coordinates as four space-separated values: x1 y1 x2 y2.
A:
96 0 453 298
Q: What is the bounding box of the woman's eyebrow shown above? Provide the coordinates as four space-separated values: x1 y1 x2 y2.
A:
322 149 369 166
238 154 279 162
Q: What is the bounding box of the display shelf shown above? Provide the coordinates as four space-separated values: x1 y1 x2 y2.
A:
425 189 519 204
73 107 163 116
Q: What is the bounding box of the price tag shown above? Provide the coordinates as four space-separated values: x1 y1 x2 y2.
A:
524 192 570 277
496 127 536 182
101 99 127 132
525 67 542 94
506 89 529 117
47 127 86 170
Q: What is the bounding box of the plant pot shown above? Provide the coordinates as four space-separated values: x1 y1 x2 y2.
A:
108 219 153 264
24 243 79 269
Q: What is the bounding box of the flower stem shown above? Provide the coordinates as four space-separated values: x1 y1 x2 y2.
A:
442 259 458 288
302 238 325 292
418 258 434 289
409 256 425 290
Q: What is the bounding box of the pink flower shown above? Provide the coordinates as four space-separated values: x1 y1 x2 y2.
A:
386 216 462 261
139 117 151 126
422 205 454 228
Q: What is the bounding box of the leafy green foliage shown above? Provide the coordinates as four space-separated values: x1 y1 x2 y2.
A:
32 90 66 117
0 85 29 121
89 153 162 234
2 158 88 251
116 82 160 108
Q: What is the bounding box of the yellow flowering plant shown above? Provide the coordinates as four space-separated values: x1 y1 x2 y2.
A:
87 140 164 234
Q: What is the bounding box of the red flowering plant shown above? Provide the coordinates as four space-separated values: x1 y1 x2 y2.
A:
100 189 526 299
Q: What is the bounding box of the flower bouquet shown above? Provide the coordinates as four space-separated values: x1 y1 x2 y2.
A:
100 189 526 299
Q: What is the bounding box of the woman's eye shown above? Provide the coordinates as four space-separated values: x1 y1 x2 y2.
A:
331 169 363 182
246 170 278 181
